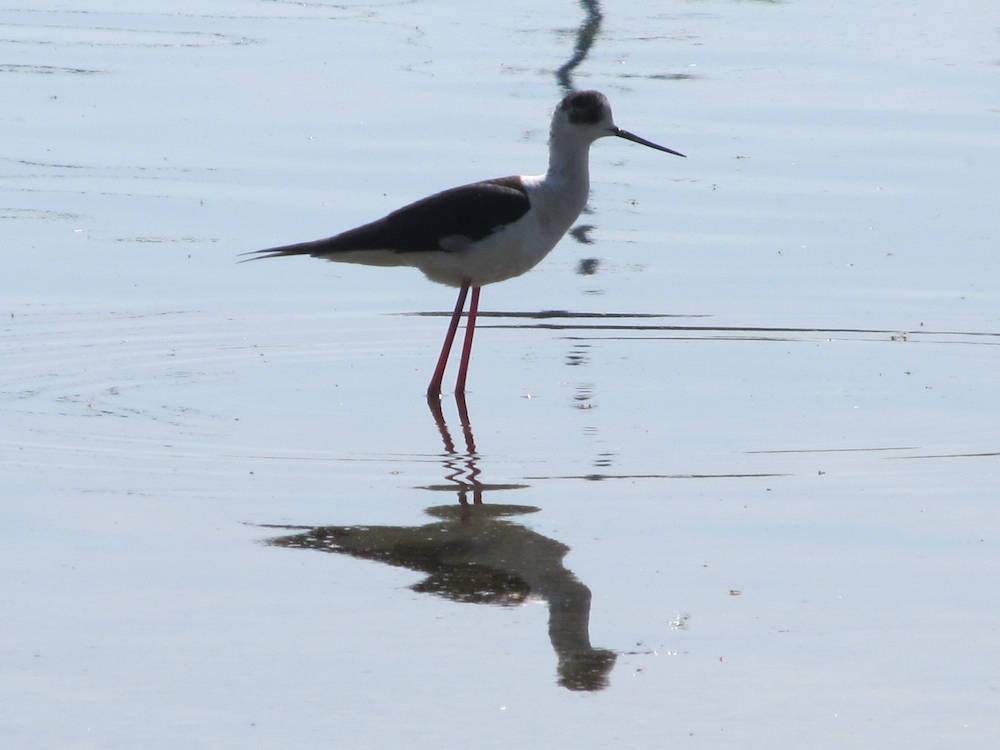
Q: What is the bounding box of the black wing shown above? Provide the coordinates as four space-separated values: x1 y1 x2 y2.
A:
245 175 530 260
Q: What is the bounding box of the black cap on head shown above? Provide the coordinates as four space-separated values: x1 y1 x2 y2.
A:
560 90 609 125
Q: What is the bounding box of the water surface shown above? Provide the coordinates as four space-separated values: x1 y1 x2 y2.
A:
2 1 999 748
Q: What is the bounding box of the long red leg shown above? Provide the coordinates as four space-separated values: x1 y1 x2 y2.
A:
427 281 470 399
454 286 480 396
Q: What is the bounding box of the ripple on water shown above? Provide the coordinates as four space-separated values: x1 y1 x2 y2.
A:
1 305 248 476
0 302 434 484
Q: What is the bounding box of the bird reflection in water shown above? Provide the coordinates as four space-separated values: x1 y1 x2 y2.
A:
260 395 617 692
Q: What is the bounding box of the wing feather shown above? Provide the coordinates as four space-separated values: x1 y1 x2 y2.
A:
245 176 530 261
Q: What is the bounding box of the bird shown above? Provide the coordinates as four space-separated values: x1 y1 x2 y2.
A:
243 90 685 399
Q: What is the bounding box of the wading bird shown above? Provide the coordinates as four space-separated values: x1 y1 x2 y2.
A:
244 90 684 398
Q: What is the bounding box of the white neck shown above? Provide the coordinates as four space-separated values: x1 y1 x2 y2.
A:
546 134 592 186
531 134 593 231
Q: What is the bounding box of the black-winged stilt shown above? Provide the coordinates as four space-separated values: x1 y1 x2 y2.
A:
245 90 684 399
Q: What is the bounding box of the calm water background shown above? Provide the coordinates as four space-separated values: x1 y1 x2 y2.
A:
2 1 999 747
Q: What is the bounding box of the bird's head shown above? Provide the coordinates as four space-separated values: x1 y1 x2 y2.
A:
552 90 685 158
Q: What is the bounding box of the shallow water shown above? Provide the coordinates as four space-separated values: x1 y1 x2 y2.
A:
3 1 999 748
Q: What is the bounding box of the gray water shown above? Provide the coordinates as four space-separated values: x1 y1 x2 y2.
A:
3 1 999 748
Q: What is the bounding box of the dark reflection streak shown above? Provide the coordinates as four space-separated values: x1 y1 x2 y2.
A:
748 446 919 455
888 451 1000 460
570 225 596 246
409 310 700 319
481 323 1000 340
421 396 529 500
410 313 1000 341
528 472 787 481
426 392 459 454
519 324 984 334
555 1 604 251
426 393 483 506
455 393 479 457
555 0 604 95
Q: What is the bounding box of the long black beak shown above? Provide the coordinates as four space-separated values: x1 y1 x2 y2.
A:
611 127 686 158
